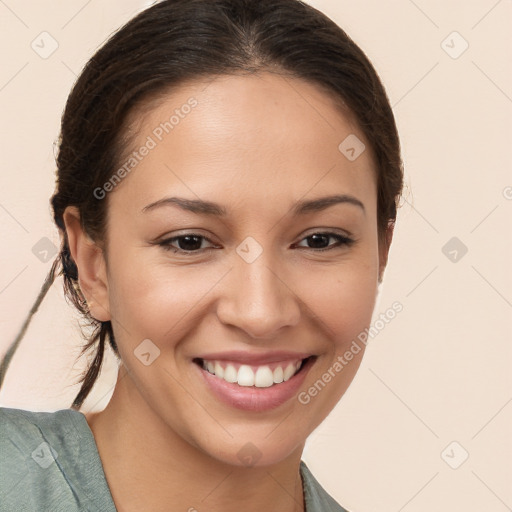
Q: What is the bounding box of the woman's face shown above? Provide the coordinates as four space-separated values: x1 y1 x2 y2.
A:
87 72 388 466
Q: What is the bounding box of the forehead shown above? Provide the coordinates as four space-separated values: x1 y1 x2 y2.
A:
111 72 377 216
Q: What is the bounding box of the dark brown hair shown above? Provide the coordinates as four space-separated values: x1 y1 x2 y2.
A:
0 0 403 410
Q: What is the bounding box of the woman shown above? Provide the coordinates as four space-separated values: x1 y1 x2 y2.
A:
0 0 403 510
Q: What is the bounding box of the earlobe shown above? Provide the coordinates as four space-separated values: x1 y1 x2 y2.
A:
378 220 395 284
63 206 111 322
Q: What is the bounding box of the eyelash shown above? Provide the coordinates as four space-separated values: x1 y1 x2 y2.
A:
157 232 354 255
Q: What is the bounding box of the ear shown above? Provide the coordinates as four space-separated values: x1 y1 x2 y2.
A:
378 220 395 284
63 206 111 322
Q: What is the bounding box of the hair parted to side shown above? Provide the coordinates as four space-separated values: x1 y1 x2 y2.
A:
0 0 403 410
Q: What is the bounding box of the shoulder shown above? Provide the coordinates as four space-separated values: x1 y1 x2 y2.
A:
0 406 115 512
0 405 82 433
0 407 82 511
0 406 83 468
0 406 82 461
300 460 351 512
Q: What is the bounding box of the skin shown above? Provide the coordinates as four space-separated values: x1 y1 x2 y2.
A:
64 72 393 512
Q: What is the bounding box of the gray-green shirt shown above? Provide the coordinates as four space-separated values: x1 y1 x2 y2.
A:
0 407 348 511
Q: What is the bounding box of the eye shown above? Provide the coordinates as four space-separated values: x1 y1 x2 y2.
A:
158 234 217 254
294 232 354 251
156 231 354 255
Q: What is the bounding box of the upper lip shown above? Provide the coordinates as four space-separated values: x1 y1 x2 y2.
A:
194 350 314 365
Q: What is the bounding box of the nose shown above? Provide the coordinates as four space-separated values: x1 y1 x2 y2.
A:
216 253 301 339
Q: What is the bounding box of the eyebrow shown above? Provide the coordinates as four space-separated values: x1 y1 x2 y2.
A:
141 194 365 216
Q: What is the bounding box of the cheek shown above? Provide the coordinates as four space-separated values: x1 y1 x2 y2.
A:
295 258 380 346
107 255 228 344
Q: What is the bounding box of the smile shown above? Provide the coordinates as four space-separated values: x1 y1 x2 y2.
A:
196 358 307 387
193 355 317 411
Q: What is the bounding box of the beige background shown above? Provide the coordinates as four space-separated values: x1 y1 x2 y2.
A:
1 1 511 511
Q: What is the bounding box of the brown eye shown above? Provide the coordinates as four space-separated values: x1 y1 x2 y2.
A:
158 234 216 254
295 232 354 251
174 235 203 251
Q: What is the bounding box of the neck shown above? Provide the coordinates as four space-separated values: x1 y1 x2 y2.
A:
85 366 306 512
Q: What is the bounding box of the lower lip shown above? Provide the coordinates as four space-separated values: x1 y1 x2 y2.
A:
194 357 315 412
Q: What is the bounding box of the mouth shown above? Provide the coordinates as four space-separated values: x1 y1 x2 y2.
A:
193 356 314 387
192 355 317 411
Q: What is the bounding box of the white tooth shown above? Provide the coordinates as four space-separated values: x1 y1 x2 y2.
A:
255 366 274 388
273 366 284 384
224 364 238 383
237 365 255 386
295 360 302 371
214 362 224 379
283 363 296 381
206 361 215 374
